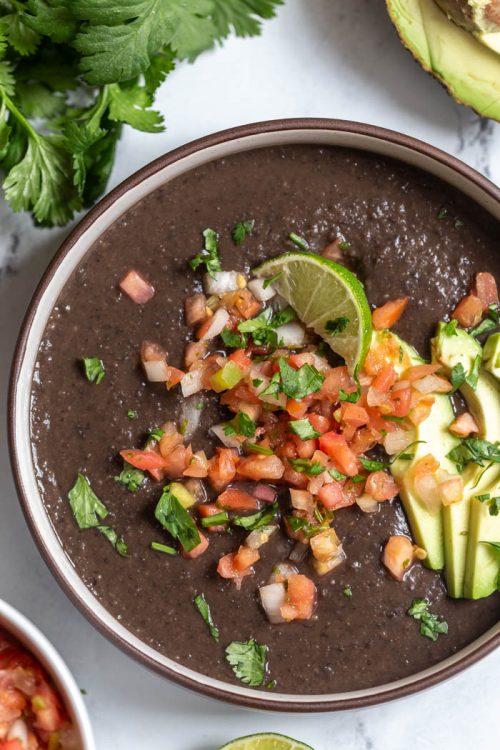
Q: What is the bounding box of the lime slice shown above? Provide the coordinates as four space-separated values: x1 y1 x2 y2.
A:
253 251 372 374
218 733 314 750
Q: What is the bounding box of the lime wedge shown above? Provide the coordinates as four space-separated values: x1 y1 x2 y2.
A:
253 252 372 374
218 733 314 750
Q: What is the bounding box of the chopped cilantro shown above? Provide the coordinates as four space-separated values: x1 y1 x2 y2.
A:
179 419 189 435
454 219 464 228
263 272 282 289
343 585 353 598
151 541 177 555
325 316 349 336
225 639 268 687
195 402 205 411
470 305 499 338
252 378 263 388
127 409 138 420
288 418 321 441
232 219 254 245
437 207 448 220
288 232 309 251
148 426 165 442
407 598 448 642
278 357 324 400
448 438 500 473
259 372 281 398
476 493 500 517
245 442 274 455
381 415 405 422
359 457 388 472
194 594 220 642
114 464 145 493
188 228 221 277
328 467 347 481
68 473 127 556
289 459 324 476
338 387 361 403
466 354 481 390
450 362 466 392
223 424 237 437
154 485 201 553
82 357 105 384
221 328 248 348
201 511 229 527
271 306 297 328
232 502 279 531
443 319 458 336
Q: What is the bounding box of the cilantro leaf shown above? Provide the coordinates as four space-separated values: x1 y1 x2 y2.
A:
407 598 448 642
23 0 78 44
188 227 221 276
230 411 257 438
154 484 201 552
259 372 281 398
278 357 324 399
448 438 500 473
82 356 105 384
232 501 278 531
232 219 254 245
470 305 499 338
359 456 389 471
194 593 219 641
270 305 296 328
210 0 283 38
289 458 324 476
221 328 247 348
225 639 268 686
114 465 145 493
325 316 349 336
450 362 466 392
465 354 481 390
245 442 273 455
107 82 164 133
98 525 128 556
68 473 127 555
288 418 321 441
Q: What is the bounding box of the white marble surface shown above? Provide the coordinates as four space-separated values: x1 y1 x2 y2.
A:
1 1 499 748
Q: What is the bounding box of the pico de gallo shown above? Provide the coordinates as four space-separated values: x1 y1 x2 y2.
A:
73 225 499 628
0 630 75 750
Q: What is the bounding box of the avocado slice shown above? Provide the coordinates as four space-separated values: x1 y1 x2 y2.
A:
433 323 500 597
386 0 500 121
435 0 500 54
372 331 457 570
483 332 500 378
464 477 500 598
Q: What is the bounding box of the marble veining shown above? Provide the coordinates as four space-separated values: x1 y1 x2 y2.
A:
0 1 498 749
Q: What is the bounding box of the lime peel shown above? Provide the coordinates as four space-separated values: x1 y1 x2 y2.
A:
218 732 315 750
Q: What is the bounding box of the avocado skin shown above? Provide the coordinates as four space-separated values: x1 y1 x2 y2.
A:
433 322 500 598
386 0 500 121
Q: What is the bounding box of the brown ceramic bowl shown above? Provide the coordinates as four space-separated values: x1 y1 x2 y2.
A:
9 119 500 711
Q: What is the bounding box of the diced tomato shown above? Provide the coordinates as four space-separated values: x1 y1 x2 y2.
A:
473 272 498 310
182 531 208 559
196 317 214 341
237 454 285 481
350 427 379 454
318 481 355 510
217 488 259 511
217 552 238 579
119 269 155 304
222 289 262 320
165 366 185 390
228 348 252 371
318 432 359 476
449 412 479 437
372 297 409 330
307 413 331 434
162 445 193 478
364 334 406 375
120 449 166 473
198 503 227 532
287 353 314 369
183 450 208 478
365 470 399 501
402 363 440 382
291 434 317 459
184 293 207 326
382 535 415 581
233 545 260 573
159 426 184 457
184 340 208 369
341 402 369 427
207 448 239 491
320 366 353 401
372 365 397 392
389 385 412 417
413 454 440 476
0 741 25 750
408 395 435 426
452 294 483 328
280 574 316 621
285 398 309 419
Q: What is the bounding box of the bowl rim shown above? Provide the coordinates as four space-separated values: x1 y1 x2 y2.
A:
8 117 500 712
0 598 96 749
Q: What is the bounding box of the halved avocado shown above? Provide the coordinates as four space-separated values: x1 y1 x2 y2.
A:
386 0 500 121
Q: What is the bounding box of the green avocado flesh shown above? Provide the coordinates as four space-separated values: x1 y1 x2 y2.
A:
386 0 500 121
433 324 500 598
435 0 500 53
374 331 456 571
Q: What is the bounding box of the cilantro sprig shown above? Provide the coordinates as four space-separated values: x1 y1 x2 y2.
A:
0 1 282 226
407 598 448 642
448 438 500 473
225 639 268 687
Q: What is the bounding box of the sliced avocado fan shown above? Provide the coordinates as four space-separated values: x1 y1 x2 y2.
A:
386 0 500 121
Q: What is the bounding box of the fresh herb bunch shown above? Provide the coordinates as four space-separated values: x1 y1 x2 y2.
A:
0 0 283 226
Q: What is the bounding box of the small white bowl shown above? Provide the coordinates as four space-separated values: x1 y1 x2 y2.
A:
0 598 95 750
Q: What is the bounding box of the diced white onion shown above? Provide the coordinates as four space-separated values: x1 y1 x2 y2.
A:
180 368 205 397
210 423 244 449
290 488 313 511
384 429 413 455
259 582 286 624
413 472 441 511
199 307 230 341
268 562 298 584
275 321 307 347
143 359 169 382
8 719 28 747
246 524 278 550
413 374 444 395
356 494 380 513
180 398 203 440
250 370 287 408
248 278 277 302
367 386 388 407
203 271 240 295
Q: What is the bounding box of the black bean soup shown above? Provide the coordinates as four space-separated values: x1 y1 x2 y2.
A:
30 146 500 693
